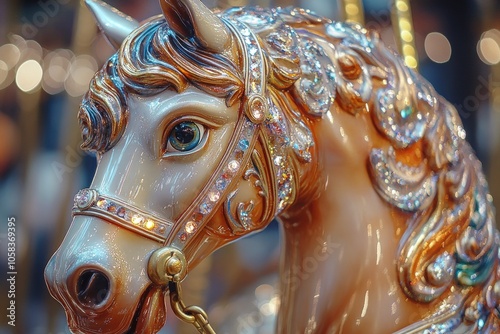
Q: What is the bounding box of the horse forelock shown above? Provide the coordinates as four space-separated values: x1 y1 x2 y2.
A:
78 16 245 153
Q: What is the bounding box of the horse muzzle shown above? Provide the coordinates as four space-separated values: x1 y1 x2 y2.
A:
44 215 165 334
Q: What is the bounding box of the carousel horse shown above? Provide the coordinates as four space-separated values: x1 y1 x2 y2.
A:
45 0 500 332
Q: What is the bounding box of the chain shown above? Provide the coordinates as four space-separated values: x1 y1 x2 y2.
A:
168 281 216 334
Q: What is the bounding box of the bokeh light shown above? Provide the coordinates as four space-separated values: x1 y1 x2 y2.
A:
42 49 73 95
424 32 452 64
477 30 500 65
15 59 43 93
0 43 21 70
64 54 98 97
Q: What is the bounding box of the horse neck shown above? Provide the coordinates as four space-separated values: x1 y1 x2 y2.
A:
275 110 426 333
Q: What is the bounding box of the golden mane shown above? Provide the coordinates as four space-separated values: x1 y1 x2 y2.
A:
78 17 243 153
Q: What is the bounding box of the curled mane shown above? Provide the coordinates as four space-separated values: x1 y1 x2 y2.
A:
261 10 499 329
79 16 244 153
330 22 499 330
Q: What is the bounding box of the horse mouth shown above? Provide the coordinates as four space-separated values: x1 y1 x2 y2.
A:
65 284 167 334
124 285 167 334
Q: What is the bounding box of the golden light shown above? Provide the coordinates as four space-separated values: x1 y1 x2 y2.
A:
16 59 43 93
424 32 452 64
145 219 155 230
396 0 409 11
345 4 359 16
398 18 411 32
131 214 144 225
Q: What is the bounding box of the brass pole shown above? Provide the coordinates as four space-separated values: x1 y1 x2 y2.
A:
391 0 418 70
337 0 365 25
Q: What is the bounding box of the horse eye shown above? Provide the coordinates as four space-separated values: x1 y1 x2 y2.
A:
165 121 205 154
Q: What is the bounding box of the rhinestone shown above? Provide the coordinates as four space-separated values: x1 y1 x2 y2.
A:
145 219 155 230
274 156 283 166
116 207 126 218
238 139 250 151
75 189 94 209
179 233 187 242
131 214 144 225
208 191 220 202
216 179 228 191
250 81 260 93
400 105 413 119
250 99 265 121
185 221 197 234
192 212 203 221
250 61 260 73
158 225 166 234
107 203 117 213
96 199 107 208
234 150 244 160
200 202 212 215
228 160 240 173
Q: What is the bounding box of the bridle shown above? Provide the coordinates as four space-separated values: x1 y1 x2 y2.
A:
71 9 302 333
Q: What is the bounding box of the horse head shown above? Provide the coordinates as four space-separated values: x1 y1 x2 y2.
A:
45 0 311 332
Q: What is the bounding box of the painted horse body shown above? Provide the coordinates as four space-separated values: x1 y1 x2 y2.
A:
45 1 500 333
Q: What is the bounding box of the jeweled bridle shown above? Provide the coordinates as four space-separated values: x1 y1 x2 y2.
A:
71 9 303 333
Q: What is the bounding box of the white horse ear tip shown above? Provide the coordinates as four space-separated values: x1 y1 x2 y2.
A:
83 0 100 10
83 0 139 49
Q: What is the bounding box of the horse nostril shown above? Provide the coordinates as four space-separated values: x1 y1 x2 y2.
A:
76 269 110 308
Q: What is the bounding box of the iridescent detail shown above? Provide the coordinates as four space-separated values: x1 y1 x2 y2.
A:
455 183 497 286
325 21 385 114
425 99 465 171
263 100 295 213
227 7 275 32
414 297 490 334
72 188 172 243
223 16 268 123
326 21 374 51
295 36 335 116
372 51 435 149
369 147 437 212
266 25 299 62
290 119 314 163
426 252 455 286
225 191 252 235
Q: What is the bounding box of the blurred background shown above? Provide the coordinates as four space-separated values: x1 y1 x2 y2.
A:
0 0 499 333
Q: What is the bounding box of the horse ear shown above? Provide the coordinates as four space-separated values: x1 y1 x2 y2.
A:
159 0 230 53
85 0 139 49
